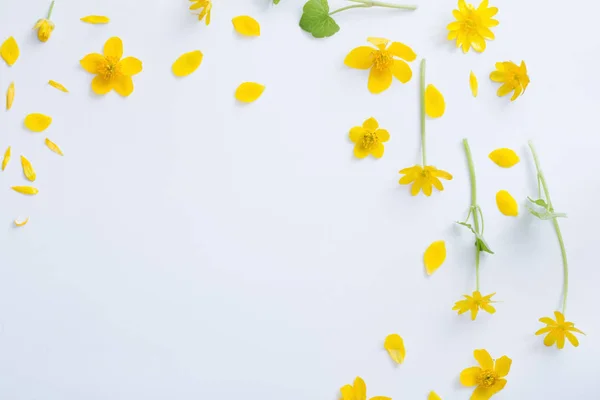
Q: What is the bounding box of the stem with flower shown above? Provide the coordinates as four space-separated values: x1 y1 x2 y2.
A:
329 0 417 15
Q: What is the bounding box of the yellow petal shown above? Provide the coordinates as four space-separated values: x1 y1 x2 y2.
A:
232 16 260 37
14 217 30 227
387 41 416 61
494 356 512 377
12 186 39 195
460 367 481 387
1 36 19 66
496 190 519 217
104 37 123 59
2 146 11 171
344 46 374 70
6 81 14 110
48 80 69 93
119 57 143 76
80 53 105 74
235 82 265 103
368 67 392 94
384 333 406 364
172 51 203 77
45 138 64 156
425 84 445 118
424 240 446 275
469 71 478 97
353 377 367 400
91 76 113 95
428 392 442 400
489 148 520 168
113 75 134 97
80 15 110 24
20 155 36 182
24 113 52 132
340 385 354 400
474 349 494 370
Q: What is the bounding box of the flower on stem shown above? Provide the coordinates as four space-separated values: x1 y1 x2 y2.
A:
349 117 389 159
447 0 498 53
490 61 529 101
189 0 212 25
453 291 496 320
460 349 511 400
345 37 416 94
34 1 56 43
536 311 585 349
398 166 452 196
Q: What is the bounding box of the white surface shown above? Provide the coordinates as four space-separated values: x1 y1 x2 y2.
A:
0 0 599 398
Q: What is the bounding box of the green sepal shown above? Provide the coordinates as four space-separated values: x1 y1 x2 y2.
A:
456 221 494 254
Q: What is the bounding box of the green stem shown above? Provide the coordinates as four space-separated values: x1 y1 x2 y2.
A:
420 59 426 166
463 139 480 291
348 0 418 9
47 0 55 19
329 4 369 15
528 140 568 314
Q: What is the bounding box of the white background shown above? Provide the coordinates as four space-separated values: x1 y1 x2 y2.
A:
0 0 599 398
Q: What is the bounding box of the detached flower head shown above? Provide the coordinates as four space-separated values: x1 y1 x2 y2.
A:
536 311 585 349
460 349 511 400
490 61 529 101
345 37 416 94
447 0 498 53
349 117 389 159
34 19 55 42
453 291 496 320
340 376 390 400
398 165 452 196
190 0 212 25
80 37 142 97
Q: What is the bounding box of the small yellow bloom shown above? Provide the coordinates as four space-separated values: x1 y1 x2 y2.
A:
340 376 390 400
34 19 55 42
383 333 406 364
398 165 452 196
349 117 389 159
460 349 511 400
453 291 496 320
80 37 142 97
447 0 499 53
345 37 416 94
536 311 585 349
490 61 529 101
190 0 212 25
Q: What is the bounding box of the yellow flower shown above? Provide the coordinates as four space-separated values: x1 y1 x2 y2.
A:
460 349 511 400
34 19 55 42
340 376 390 400
190 0 212 25
453 291 496 320
349 117 389 159
80 37 142 97
398 165 452 196
447 0 498 53
345 37 416 94
536 311 585 349
490 61 529 101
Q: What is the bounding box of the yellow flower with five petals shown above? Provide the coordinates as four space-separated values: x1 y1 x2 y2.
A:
453 291 496 321
345 37 416 94
349 117 389 159
490 61 529 101
190 0 212 25
447 0 499 53
398 165 452 196
460 349 511 400
536 311 585 349
80 37 142 97
340 376 390 400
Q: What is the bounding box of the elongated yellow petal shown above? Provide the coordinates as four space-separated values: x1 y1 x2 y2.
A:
424 240 446 275
496 190 519 216
12 186 39 195
1 36 19 66
469 71 478 97
172 51 203 77
80 15 110 24
489 148 519 168
24 113 52 132
428 392 442 400
45 138 64 156
425 84 445 118
232 16 260 37
48 80 69 93
384 334 406 364
6 81 14 110
235 82 265 103
14 217 29 227
20 155 36 182
2 146 11 171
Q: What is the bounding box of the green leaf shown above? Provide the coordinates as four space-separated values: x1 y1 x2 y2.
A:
456 221 475 234
299 0 340 38
526 205 567 220
527 197 549 209
273 0 280 4
456 222 494 254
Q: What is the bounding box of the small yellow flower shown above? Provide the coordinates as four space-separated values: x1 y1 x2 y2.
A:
349 117 389 159
80 37 142 97
190 0 212 25
340 376 390 400
345 37 416 94
34 19 55 42
398 165 452 196
490 61 529 101
460 349 511 400
536 311 585 349
453 291 496 320
447 0 498 53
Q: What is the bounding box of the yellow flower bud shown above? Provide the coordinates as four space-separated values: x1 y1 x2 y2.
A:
34 19 55 43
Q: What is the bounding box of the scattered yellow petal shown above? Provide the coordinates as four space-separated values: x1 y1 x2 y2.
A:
6 81 14 110
24 113 52 132
2 146 11 171
469 71 478 97
45 138 64 156
20 155 36 182
80 15 110 24
232 16 261 37
14 217 29 227
12 186 39 195
172 51 204 77
235 82 265 103
496 190 519 217
425 84 445 118
424 240 446 275
428 392 442 400
48 80 69 93
384 334 406 364
489 148 519 168
0 36 19 66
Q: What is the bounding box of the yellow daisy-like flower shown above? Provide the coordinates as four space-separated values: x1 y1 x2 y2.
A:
349 117 389 159
398 165 452 196
340 376 390 400
34 19 55 42
453 291 496 321
536 311 585 349
345 37 416 94
447 0 499 53
80 37 142 97
490 61 529 101
190 0 212 25
460 349 511 400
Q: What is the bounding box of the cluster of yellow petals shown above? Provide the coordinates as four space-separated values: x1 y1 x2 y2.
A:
349 117 389 159
340 376 390 400
447 0 499 53
460 349 511 400
490 61 529 101
453 291 496 320
398 165 453 196
190 0 212 25
34 19 55 42
536 311 585 349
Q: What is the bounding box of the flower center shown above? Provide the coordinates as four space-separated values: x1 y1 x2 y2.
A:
372 50 393 71
477 370 498 388
98 56 122 81
361 131 378 149
420 169 432 179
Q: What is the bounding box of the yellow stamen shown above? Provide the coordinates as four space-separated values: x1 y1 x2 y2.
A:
477 370 498 388
361 131 379 149
372 50 392 71
98 57 121 81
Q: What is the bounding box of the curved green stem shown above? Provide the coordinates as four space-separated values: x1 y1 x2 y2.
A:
329 4 369 15
463 139 480 291
528 140 568 314
47 0 55 19
420 59 427 166
348 0 418 9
